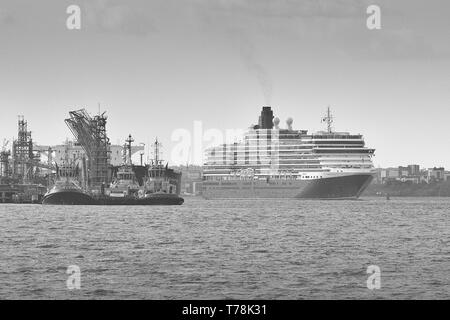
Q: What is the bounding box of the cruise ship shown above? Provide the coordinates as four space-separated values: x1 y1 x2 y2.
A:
202 106 375 199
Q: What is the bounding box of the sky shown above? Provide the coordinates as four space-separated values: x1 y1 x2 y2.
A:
0 0 449 168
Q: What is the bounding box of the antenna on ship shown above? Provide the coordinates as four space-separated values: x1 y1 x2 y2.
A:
125 134 134 165
321 106 334 133
151 137 163 166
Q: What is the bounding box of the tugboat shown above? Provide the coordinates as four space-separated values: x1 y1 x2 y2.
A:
42 156 96 205
142 138 184 205
101 135 143 205
98 135 184 205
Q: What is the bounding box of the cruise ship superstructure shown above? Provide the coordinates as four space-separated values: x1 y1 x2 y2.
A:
202 106 375 199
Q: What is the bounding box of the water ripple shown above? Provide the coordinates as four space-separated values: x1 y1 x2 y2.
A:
0 197 449 299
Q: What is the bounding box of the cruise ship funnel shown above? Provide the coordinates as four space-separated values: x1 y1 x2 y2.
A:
258 106 274 129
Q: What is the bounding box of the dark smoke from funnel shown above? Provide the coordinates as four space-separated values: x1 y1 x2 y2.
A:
191 4 273 105
235 33 273 106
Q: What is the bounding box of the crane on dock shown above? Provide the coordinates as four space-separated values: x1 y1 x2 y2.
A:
65 109 111 188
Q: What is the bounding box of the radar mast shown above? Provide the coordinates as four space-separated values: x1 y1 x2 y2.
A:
151 138 163 166
125 134 134 165
322 106 334 133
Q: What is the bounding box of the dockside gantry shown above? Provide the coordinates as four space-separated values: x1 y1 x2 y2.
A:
65 109 111 189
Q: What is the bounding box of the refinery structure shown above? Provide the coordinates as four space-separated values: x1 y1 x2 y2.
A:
65 109 111 189
4 116 54 182
0 116 49 203
0 109 144 203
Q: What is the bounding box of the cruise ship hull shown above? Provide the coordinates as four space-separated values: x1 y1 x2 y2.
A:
202 173 374 199
42 190 97 205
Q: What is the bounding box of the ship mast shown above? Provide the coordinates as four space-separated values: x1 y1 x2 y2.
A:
125 134 134 165
62 140 70 180
152 138 163 166
322 106 333 133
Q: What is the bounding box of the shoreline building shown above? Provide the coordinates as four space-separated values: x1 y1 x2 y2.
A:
375 165 448 184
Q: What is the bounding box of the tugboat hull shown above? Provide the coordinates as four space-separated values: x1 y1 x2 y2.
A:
141 194 184 205
42 191 97 205
97 194 184 205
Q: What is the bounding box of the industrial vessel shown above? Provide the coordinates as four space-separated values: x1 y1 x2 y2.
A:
202 106 376 199
141 138 184 205
42 163 96 205
96 135 184 205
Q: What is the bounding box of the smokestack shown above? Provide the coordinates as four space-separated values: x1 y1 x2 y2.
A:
259 106 274 129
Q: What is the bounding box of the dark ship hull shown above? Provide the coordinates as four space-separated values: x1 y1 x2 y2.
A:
42 190 97 205
297 173 373 199
96 193 184 206
202 174 374 199
1 184 46 204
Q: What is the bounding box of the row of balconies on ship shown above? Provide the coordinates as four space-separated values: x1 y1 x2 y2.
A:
240 137 366 144
312 148 375 154
205 149 374 160
204 154 372 162
202 162 373 170
202 166 374 177
207 139 366 148
256 139 366 147
205 145 370 154
242 128 364 139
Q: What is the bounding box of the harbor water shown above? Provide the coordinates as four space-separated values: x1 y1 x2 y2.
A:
0 197 448 299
